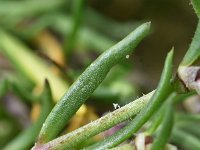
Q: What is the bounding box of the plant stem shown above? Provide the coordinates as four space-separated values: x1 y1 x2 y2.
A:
85 49 174 150
32 90 154 150
36 22 151 144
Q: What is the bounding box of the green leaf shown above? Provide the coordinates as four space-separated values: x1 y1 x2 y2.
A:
192 0 200 17
11 81 37 103
0 79 9 98
0 0 65 18
171 129 200 150
180 20 200 66
51 14 116 52
86 49 174 150
149 96 174 150
36 22 151 144
3 80 54 150
64 0 86 55
32 91 155 150
0 29 69 101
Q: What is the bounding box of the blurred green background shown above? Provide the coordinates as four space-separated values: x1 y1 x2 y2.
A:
0 0 199 149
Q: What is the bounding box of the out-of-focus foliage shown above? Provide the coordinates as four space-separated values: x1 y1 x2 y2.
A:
0 0 200 150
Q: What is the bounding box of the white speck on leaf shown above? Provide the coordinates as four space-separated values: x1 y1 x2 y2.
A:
113 103 121 109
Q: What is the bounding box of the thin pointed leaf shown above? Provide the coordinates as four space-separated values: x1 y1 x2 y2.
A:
11 81 37 102
192 0 200 17
180 20 200 66
36 22 151 144
150 96 174 150
171 129 200 150
86 49 174 150
3 80 54 150
0 0 65 18
0 29 69 101
32 91 155 150
65 0 86 55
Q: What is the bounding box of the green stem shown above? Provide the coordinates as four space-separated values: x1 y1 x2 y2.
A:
36 22 151 144
33 91 154 150
86 49 174 150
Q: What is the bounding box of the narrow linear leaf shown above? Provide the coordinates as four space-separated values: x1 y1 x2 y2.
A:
11 81 37 102
150 96 174 150
52 14 116 52
86 49 174 150
175 112 200 122
145 107 165 136
171 128 200 150
0 0 65 17
3 80 54 150
0 29 69 101
180 20 200 66
36 22 151 144
147 92 193 136
85 8 140 39
3 13 115 52
0 79 9 98
192 0 200 17
176 122 200 138
33 91 155 150
65 0 86 55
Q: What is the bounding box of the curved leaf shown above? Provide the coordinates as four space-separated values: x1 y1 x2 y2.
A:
86 49 174 150
36 22 151 144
